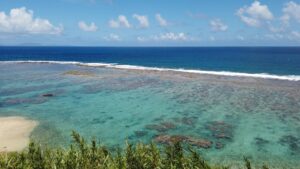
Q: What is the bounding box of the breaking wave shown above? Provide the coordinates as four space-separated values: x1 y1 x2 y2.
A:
1 60 300 81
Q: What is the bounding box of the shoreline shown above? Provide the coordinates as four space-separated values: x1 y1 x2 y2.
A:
0 116 38 152
1 60 300 81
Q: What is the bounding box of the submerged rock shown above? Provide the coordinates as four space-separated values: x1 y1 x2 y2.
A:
154 135 171 144
153 117 164 122
153 134 212 149
91 116 114 124
160 122 176 129
91 118 105 124
213 133 232 140
255 137 269 146
206 121 233 140
134 131 148 138
215 142 224 149
0 84 54 97
181 117 198 126
154 135 189 144
145 121 176 132
3 97 48 106
63 70 95 76
42 93 54 97
188 138 212 149
107 116 114 120
279 135 300 152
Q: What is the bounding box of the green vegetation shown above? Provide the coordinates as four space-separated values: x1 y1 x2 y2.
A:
0 131 269 169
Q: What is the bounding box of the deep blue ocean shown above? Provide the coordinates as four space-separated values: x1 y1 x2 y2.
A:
1 46 300 75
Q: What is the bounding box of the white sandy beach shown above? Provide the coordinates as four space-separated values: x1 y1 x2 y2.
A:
0 116 38 152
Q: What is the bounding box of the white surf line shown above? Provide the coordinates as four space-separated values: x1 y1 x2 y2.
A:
1 60 300 81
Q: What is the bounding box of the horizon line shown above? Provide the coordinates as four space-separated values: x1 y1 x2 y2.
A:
1 45 300 48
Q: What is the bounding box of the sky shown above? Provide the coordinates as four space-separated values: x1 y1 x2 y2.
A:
0 0 300 46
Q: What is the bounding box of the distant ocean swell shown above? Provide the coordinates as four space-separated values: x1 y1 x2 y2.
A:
1 60 300 81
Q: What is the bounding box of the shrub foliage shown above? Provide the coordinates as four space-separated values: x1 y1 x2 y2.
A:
0 131 268 169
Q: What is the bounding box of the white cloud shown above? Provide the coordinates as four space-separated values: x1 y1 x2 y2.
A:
136 32 197 42
0 7 63 34
108 20 119 28
152 32 188 41
104 33 121 41
155 14 167 26
281 1 300 25
210 19 228 31
237 1 273 27
238 15 261 27
133 14 149 28
137 36 147 42
109 15 131 28
78 21 98 32
118 15 131 28
245 1 273 20
264 30 300 41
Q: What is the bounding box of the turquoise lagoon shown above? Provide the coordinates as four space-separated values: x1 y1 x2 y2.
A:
0 62 300 168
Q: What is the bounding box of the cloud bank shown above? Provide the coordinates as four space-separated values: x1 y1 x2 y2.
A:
133 14 149 28
78 21 98 32
109 15 131 28
237 1 273 27
281 1 300 25
210 19 228 31
155 14 168 26
0 7 63 34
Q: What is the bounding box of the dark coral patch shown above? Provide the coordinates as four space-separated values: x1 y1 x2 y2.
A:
279 135 300 153
188 137 212 149
154 135 189 144
134 131 148 138
63 70 95 76
181 117 198 126
255 137 270 146
42 93 54 97
215 142 224 149
153 134 212 149
3 97 48 106
206 121 233 140
145 121 176 132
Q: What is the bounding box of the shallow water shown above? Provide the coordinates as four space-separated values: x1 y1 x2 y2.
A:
0 62 300 168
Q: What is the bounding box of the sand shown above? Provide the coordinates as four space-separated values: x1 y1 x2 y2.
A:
0 116 38 152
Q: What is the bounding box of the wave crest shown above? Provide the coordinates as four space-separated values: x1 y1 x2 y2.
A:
1 60 300 81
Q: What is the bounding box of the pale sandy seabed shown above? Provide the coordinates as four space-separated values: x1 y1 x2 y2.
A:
0 116 38 152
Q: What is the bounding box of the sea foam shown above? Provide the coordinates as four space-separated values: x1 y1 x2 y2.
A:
1 60 300 81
